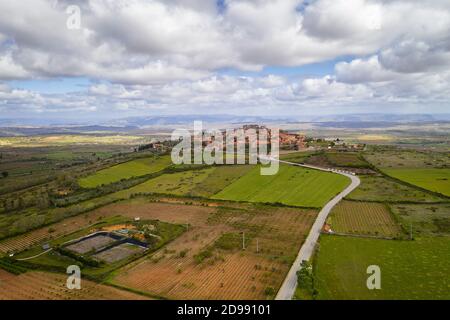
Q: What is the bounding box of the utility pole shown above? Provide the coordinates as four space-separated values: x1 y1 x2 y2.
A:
256 239 259 253
410 223 413 240
242 232 245 250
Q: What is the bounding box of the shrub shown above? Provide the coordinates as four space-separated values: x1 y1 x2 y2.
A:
264 287 275 297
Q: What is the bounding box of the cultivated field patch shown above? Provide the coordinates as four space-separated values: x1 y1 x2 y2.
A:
314 235 450 300
390 203 450 236
190 165 254 197
382 168 450 197
364 149 449 169
325 153 369 168
327 201 403 238
110 202 318 299
78 156 171 188
127 167 215 195
11 215 185 280
0 135 145 148
346 175 445 203
279 151 314 164
0 270 149 300
0 199 207 255
213 165 350 208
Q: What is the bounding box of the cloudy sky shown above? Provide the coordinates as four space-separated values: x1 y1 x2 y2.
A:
0 0 449 121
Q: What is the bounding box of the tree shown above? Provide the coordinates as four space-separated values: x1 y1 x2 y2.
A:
1 171 8 178
297 260 317 298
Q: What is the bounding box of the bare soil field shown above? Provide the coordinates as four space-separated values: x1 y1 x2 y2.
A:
0 270 149 300
1 197 317 300
115 252 284 300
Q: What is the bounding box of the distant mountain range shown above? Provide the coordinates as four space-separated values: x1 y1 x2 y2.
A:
0 113 449 136
110 113 450 126
307 113 448 122
107 114 291 127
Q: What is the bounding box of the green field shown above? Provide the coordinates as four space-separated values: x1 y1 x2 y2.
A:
190 165 253 197
364 149 449 169
390 203 450 236
314 235 450 299
78 156 172 188
327 201 403 238
0 135 145 147
325 152 369 168
213 165 350 208
346 175 445 203
280 151 314 163
382 168 450 197
128 167 215 196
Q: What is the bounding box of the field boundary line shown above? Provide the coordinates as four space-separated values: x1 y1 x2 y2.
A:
16 248 53 261
323 232 396 240
267 157 361 300
343 198 450 205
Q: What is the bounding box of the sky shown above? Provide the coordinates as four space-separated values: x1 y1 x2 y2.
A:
0 0 449 122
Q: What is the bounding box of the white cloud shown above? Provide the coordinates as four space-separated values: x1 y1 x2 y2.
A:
335 56 395 83
0 0 449 116
379 40 450 74
0 52 30 80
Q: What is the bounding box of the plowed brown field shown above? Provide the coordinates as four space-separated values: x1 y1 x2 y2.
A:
111 205 318 299
0 270 149 300
0 199 214 254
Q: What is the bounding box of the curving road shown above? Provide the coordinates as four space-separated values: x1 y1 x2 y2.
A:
267 158 361 300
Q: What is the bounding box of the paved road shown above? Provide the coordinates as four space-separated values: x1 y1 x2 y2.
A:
270 158 361 300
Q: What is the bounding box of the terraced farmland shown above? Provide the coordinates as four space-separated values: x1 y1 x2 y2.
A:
78 156 171 188
327 201 403 238
213 165 350 208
